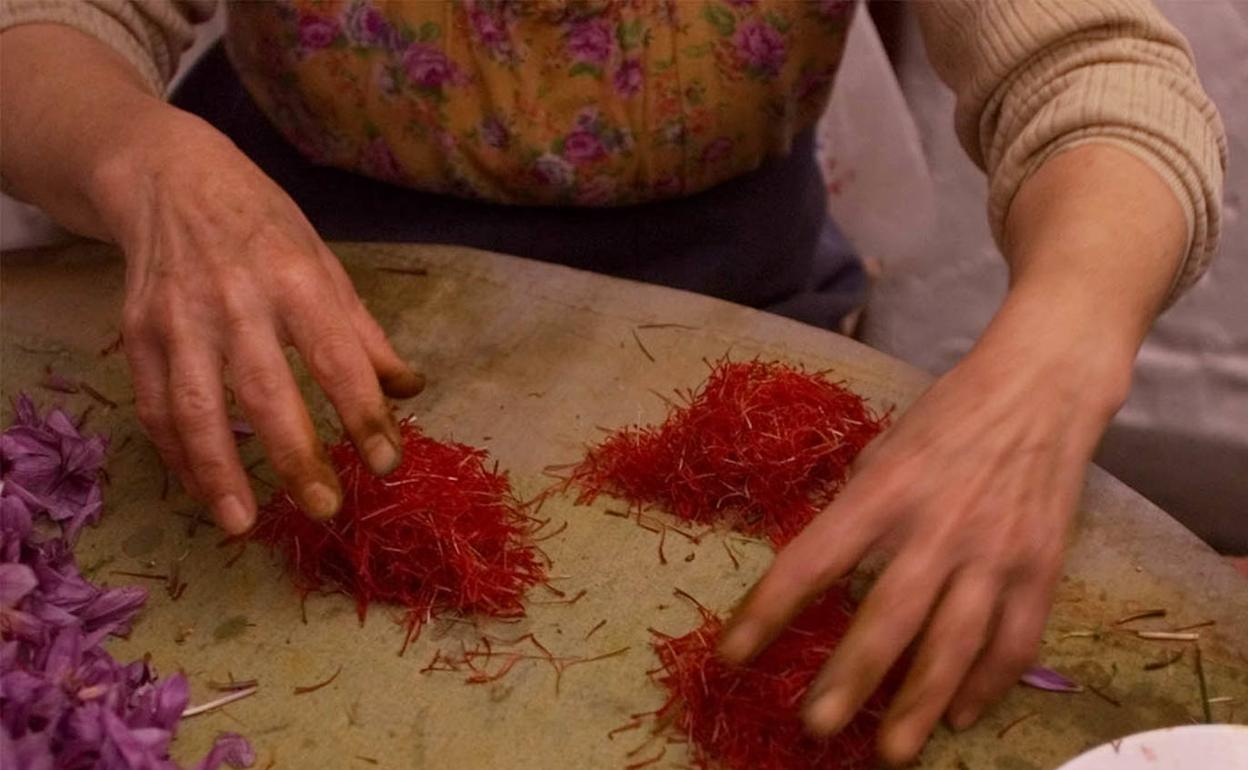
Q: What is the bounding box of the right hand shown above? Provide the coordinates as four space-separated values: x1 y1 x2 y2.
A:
90 108 424 534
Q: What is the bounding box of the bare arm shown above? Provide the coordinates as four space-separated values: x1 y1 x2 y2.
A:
1 23 424 533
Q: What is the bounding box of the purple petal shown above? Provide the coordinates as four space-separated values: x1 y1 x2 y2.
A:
194 733 257 770
0 725 56 770
0 563 37 608
1020 665 1083 693
39 370 80 394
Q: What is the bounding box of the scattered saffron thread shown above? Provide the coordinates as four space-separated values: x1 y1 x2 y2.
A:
1087 684 1122 707
79 382 119 409
996 711 1037 740
631 328 656 363
1143 650 1185 671
293 665 342 695
420 631 630 694
1113 608 1166 625
624 745 667 770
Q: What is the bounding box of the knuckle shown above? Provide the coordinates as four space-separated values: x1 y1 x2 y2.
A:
121 304 149 340
232 365 286 410
186 455 235 490
307 333 367 391
169 380 217 423
147 292 182 330
267 442 319 482
271 260 321 301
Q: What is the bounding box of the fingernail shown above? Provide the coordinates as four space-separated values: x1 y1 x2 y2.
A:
717 620 760 664
806 690 852 735
363 433 400 475
216 494 253 534
302 481 340 519
384 369 426 398
948 707 978 731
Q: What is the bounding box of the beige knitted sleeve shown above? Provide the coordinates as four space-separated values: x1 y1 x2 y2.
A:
0 0 213 94
915 0 1227 301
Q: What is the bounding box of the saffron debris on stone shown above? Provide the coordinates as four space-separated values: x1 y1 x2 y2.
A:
293 666 343 696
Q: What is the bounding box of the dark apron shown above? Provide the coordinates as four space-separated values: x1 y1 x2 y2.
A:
171 44 864 332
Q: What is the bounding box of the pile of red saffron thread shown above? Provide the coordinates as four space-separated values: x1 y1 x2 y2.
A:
568 359 888 545
253 419 546 650
645 587 899 770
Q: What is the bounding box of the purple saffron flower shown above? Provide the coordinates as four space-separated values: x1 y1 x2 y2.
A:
613 58 643 96
0 394 255 769
562 130 606 164
298 13 340 50
194 733 256 770
1020 665 1083 693
735 20 786 78
402 43 458 89
566 20 612 63
0 394 107 543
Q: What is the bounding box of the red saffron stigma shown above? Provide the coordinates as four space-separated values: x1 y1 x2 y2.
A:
649 586 900 769
568 359 889 545
253 419 546 645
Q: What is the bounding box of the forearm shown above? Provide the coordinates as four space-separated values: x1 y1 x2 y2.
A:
972 142 1188 417
0 23 191 241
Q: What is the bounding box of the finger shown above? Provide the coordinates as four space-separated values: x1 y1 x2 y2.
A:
283 291 402 476
945 571 1054 730
803 545 950 736
228 323 341 520
349 300 425 398
166 344 256 534
876 570 999 765
320 246 424 399
718 475 897 664
125 334 198 498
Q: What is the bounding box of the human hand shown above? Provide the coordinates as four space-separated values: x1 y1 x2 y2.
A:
718 290 1134 764
91 110 424 534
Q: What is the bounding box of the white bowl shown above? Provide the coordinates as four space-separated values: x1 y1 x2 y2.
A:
1056 725 1248 770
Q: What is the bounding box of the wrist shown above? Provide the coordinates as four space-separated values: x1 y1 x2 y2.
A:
971 283 1138 422
85 104 228 248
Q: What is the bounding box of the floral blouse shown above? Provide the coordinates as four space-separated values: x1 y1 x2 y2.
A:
225 0 853 206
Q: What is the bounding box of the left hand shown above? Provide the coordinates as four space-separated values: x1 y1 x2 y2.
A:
718 288 1134 764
